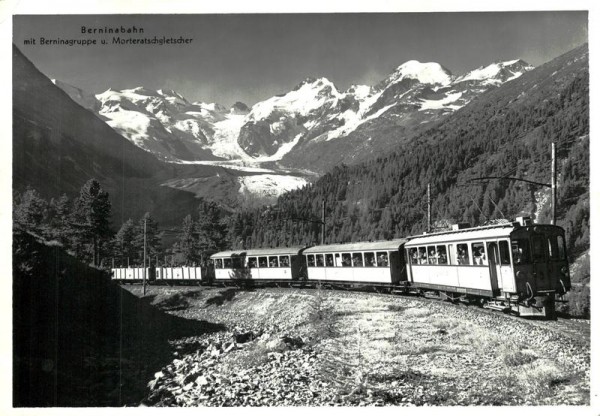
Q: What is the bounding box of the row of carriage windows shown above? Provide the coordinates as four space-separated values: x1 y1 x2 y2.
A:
408 235 566 266
306 252 389 268
214 255 291 269
213 235 566 269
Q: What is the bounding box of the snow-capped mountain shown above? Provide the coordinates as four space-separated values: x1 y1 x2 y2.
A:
54 58 533 174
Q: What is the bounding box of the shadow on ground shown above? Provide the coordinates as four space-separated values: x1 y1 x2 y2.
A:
204 287 256 307
13 231 226 407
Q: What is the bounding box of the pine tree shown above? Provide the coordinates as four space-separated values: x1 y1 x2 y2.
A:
13 187 48 234
176 214 199 265
196 200 227 264
113 219 136 266
47 194 73 247
132 212 162 267
72 179 112 266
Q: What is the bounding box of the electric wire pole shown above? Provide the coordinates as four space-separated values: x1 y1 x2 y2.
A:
321 198 326 245
427 183 431 232
551 142 557 225
143 216 147 296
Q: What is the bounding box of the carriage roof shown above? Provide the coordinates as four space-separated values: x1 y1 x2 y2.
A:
245 246 307 256
210 250 246 259
303 239 407 254
405 224 516 246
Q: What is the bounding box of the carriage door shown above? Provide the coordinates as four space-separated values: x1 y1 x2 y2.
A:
486 242 501 297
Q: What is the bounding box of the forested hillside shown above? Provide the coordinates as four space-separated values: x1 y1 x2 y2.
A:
226 44 589 260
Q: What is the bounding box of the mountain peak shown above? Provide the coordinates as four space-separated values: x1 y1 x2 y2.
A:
292 76 336 92
454 59 534 85
157 88 186 100
389 60 453 85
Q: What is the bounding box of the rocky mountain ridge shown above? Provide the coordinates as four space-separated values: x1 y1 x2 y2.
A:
55 59 533 173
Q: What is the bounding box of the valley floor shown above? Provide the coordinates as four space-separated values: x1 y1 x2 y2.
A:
123 285 590 406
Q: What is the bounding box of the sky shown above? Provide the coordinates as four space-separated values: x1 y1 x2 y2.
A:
13 12 588 108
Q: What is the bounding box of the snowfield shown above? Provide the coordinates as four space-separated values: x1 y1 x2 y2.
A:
237 174 309 198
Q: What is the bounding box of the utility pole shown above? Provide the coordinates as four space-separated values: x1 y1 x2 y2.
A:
143 216 147 296
551 142 557 225
321 198 326 245
427 183 431 233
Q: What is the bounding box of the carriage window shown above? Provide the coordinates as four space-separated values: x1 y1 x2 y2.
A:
248 257 257 268
364 252 376 267
408 248 418 264
335 253 342 267
511 239 531 265
307 255 315 267
316 254 324 267
377 252 389 267
269 256 279 268
547 236 559 260
326 254 334 267
342 253 352 267
532 235 545 262
557 235 566 260
215 259 223 269
456 243 469 265
259 257 268 268
223 258 232 268
471 242 487 265
427 246 437 264
436 245 448 264
279 256 290 267
232 257 243 268
352 253 363 267
499 241 511 265
418 247 427 264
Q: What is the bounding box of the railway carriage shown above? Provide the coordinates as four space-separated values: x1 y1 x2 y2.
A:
404 217 570 318
111 267 154 283
245 247 307 282
155 266 203 283
211 250 247 281
303 239 408 286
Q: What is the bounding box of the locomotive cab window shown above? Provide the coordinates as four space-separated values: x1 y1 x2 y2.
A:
316 254 324 267
342 253 352 267
456 244 469 265
548 235 565 260
259 257 268 268
307 255 315 267
376 252 389 267
532 235 546 262
364 252 376 267
279 256 290 267
325 254 334 267
511 239 531 264
557 235 567 260
248 257 257 268
471 242 487 265
269 256 279 267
